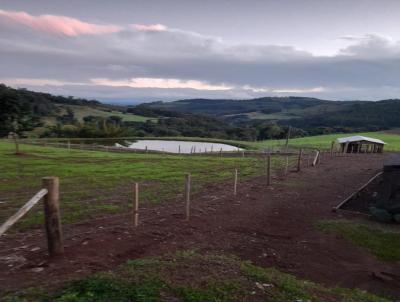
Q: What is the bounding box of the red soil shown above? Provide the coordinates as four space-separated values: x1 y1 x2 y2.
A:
1 154 399 298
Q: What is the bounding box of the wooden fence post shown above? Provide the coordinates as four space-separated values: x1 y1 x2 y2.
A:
42 177 63 257
178 145 181 154
133 182 139 227
266 155 271 186
297 148 303 172
312 150 320 166
185 173 191 221
234 169 238 196
13 133 20 154
285 126 291 151
284 156 289 175
330 141 335 158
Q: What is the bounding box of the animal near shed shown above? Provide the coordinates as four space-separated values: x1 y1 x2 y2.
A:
336 136 385 153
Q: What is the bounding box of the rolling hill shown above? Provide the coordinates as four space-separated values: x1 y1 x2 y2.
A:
143 97 400 130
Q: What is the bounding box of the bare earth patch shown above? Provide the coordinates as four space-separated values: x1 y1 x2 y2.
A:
1 154 399 300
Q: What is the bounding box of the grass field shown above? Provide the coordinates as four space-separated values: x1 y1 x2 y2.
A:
316 219 400 262
250 131 400 151
59 104 156 123
2 251 393 302
0 141 283 231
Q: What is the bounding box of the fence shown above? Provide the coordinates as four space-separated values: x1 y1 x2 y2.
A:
0 141 381 259
19 139 298 158
0 177 63 257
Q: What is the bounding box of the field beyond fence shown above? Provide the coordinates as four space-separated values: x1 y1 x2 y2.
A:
0 139 383 247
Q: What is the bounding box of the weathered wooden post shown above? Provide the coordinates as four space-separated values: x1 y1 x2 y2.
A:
297 148 303 172
312 150 320 166
220 148 223 157
330 141 335 158
234 169 238 196
178 145 181 154
284 156 289 175
344 142 349 155
42 177 63 257
133 182 139 227
285 126 291 151
12 133 20 154
185 173 191 221
145 146 148 153
266 154 271 186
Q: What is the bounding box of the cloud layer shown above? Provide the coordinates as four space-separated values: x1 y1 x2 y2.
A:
0 9 121 36
1 8 400 102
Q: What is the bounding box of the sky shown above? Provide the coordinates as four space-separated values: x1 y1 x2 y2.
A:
1 0 400 103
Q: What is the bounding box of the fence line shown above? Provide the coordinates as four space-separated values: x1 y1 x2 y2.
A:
0 143 380 260
0 176 64 258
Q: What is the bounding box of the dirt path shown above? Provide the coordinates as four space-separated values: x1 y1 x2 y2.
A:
1 154 399 298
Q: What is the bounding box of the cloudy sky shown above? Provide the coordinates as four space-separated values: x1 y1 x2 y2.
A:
1 0 400 103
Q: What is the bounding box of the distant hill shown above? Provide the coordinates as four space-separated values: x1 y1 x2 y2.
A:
144 97 338 116
3 83 400 140
142 97 400 130
0 84 153 137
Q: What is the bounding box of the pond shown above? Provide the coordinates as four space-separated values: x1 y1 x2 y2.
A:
123 140 242 154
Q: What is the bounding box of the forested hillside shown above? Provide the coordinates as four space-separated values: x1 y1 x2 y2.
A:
2 83 400 141
144 97 400 133
0 85 258 140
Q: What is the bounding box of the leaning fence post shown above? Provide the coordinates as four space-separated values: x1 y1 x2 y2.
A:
297 148 303 172
266 154 271 186
312 150 320 166
42 177 63 257
133 182 139 227
185 173 191 221
234 169 238 196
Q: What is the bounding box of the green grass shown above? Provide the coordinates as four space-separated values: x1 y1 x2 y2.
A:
249 131 400 151
24 130 400 152
0 141 275 231
1 251 394 302
316 219 400 261
59 104 156 123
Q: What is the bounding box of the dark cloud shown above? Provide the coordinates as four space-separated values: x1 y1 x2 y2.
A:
1 8 400 101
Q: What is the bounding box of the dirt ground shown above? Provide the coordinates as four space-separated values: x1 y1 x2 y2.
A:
1 153 400 299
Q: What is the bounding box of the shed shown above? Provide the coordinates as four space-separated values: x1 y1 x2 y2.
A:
336 136 385 153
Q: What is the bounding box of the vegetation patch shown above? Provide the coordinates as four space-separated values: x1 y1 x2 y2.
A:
316 219 400 261
1 252 394 302
0 141 278 231
250 131 400 152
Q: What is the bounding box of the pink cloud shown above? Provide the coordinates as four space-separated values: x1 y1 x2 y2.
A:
132 23 167 32
0 9 121 36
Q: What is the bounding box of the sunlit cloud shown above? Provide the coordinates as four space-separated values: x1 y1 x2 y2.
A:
242 85 325 94
0 9 121 36
91 78 233 91
131 23 167 32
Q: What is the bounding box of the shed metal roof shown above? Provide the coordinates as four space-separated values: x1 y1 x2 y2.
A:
336 135 385 145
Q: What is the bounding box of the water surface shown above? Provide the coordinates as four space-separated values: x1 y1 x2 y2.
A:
125 140 241 154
